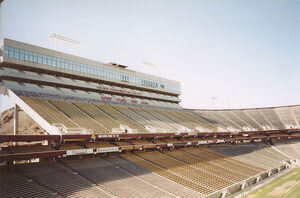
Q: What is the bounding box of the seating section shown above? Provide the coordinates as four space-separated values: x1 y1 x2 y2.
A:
210 143 290 169
0 169 59 198
112 106 157 130
20 97 300 133
232 111 262 130
22 97 78 128
218 111 250 130
96 104 147 133
64 158 173 197
272 140 300 159
108 156 203 198
144 109 183 131
259 109 285 130
73 102 121 132
2 142 299 197
122 152 209 195
161 149 246 183
182 112 218 131
155 109 193 131
49 100 109 134
129 107 176 132
244 110 273 129
21 162 113 197
274 108 297 128
123 147 264 195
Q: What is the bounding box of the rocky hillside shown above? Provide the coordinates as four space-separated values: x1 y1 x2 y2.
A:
0 108 43 135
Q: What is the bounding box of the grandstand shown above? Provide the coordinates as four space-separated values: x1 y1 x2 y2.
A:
1 38 300 197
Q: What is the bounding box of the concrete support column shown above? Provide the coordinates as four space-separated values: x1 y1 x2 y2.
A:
13 104 18 135
268 171 272 177
256 175 261 183
241 181 247 190
221 190 227 198
278 166 281 172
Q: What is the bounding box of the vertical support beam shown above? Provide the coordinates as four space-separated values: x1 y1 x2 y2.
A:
268 171 272 177
14 104 18 135
221 189 227 198
256 175 261 183
241 181 247 190
13 104 18 146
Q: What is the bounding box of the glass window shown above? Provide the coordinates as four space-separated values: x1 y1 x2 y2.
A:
71 61 75 70
37 54 42 64
75 62 78 70
19 50 25 60
65 60 69 69
42 55 47 64
63 59 69 69
68 61 72 70
73 62 77 71
24 50 29 61
56 58 61 68
29 51 34 62
51 57 56 66
77 63 81 72
4 46 9 57
67 60 72 69
33 53 38 63
9 47 15 58
14 48 20 59
61 59 65 69
47 56 52 65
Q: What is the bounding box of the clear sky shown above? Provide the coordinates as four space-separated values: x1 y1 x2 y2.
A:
0 0 300 113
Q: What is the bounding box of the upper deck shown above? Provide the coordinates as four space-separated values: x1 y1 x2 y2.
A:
0 38 181 96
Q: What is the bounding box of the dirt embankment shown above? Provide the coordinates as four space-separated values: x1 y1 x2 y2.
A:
0 108 43 135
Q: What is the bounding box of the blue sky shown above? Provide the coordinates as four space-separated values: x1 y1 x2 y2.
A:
0 0 300 113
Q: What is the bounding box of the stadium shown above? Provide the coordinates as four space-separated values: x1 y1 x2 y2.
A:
0 38 299 198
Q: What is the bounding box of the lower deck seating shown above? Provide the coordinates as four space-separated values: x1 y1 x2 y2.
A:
122 152 208 195
64 158 174 197
0 169 59 198
20 162 112 197
272 140 300 159
108 156 203 198
210 143 290 169
1 143 296 197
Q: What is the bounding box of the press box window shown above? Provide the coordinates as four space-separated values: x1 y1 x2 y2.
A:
121 75 129 82
4 46 9 57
